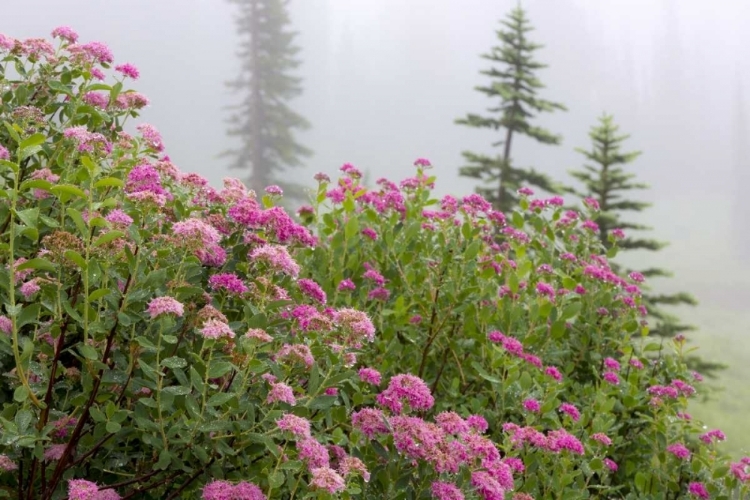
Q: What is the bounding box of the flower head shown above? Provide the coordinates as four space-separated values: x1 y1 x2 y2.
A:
146 297 184 319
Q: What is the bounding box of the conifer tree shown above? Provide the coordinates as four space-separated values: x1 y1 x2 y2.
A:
224 0 311 199
570 115 723 376
456 6 566 212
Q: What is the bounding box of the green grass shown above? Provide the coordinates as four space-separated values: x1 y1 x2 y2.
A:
682 306 750 459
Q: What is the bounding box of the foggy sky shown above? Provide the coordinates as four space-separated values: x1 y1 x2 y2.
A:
4 1 749 322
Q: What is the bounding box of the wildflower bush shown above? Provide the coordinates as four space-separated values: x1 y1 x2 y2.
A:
0 27 749 500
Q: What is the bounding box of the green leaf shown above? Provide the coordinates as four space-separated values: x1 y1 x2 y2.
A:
93 230 124 247
64 250 87 270
105 421 121 433
207 361 234 378
508 273 519 294
66 208 88 238
345 217 359 239
551 320 566 339
635 472 648 493
207 393 234 407
16 258 56 273
51 184 87 200
0 159 20 173
519 371 532 390
19 133 46 150
13 386 29 403
268 471 285 489
15 409 33 433
94 177 124 189
561 302 582 320
78 344 98 360
163 386 191 396
15 207 39 229
48 80 74 96
17 304 40 329
161 357 188 370
307 396 337 410
88 289 111 301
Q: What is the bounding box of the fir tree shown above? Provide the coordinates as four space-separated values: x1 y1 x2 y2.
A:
570 114 723 376
456 6 566 212
224 0 311 199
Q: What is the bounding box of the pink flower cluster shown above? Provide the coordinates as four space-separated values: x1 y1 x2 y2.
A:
68 479 121 500
376 374 435 414
201 480 266 500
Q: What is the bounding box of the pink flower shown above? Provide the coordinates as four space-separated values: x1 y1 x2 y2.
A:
0 454 18 471
136 123 164 152
67 479 99 500
298 278 327 304
629 358 644 369
590 433 612 446
603 357 621 372
611 228 625 239
536 282 555 298
276 344 315 369
105 209 133 228
376 374 434 414
688 482 709 499
265 185 283 195
338 278 356 292
208 273 248 295
309 467 345 494
276 414 311 438
20 279 41 299
699 429 726 445
545 366 563 382
202 480 265 500
361 227 378 240
115 63 140 79
523 399 541 413
249 244 300 276
324 387 338 396
0 35 16 51
0 145 9 160
466 415 489 433
351 408 389 438
71 41 114 64
51 26 79 43
603 458 618 471
199 319 235 340
471 471 505 500
517 187 534 196
245 328 273 342
358 367 382 386
435 412 469 435
414 158 432 167
335 308 376 343
0 316 12 335
583 197 600 210
267 382 296 406
338 456 370 481
146 297 184 319
559 403 580 422
83 92 109 108
667 443 691 460
299 437 330 469
602 372 620 385
172 218 221 248
43 444 67 461
431 481 464 500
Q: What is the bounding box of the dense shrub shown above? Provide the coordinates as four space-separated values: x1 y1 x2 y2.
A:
0 27 748 500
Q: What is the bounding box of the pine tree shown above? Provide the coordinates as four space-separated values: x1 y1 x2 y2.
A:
456 6 566 212
570 114 723 376
224 0 311 199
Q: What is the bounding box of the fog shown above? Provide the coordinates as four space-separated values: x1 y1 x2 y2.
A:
5 0 749 452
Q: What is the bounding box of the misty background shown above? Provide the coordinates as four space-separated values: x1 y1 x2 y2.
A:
6 0 749 456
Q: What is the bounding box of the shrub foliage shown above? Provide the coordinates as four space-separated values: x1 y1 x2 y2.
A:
0 28 748 500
